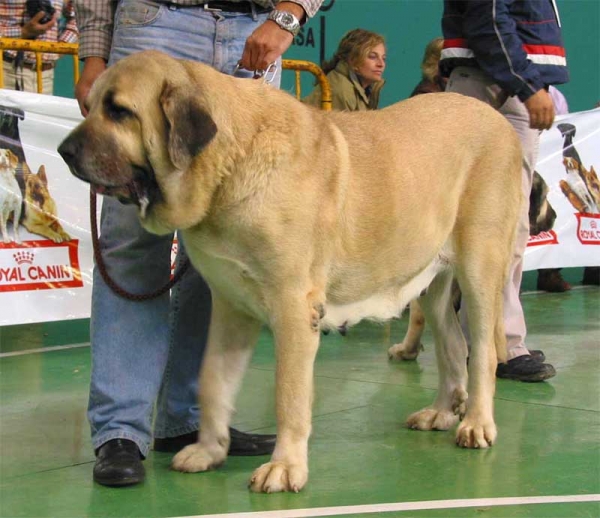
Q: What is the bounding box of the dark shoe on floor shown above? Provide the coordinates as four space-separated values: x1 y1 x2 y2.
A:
529 349 546 362
93 439 145 487
496 354 556 382
153 427 276 456
537 269 571 292
582 266 600 286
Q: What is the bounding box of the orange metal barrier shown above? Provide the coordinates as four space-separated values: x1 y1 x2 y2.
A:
0 39 79 93
282 58 331 111
0 40 329 111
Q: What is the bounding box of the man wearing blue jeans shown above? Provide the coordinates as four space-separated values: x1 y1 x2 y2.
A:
74 0 323 487
440 0 569 382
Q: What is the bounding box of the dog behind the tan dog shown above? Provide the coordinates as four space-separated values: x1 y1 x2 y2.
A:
389 170 557 362
58 50 522 493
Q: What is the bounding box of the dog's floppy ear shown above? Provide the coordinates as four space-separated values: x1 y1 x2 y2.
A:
160 81 217 170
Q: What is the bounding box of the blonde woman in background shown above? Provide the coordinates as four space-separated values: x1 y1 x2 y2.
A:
304 28 386 111
410 37 446 96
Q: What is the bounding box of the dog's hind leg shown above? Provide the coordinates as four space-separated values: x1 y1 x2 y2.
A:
172 293 262 473
406 268 468 431
249 289 321 493
388 299 425 361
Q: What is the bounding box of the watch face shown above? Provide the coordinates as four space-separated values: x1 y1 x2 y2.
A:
269 10 300 35
280 12 294 25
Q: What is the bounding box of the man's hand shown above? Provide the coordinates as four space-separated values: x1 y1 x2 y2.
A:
524 89 555 130
239 2 305 73
75 57 107 117
21 11 57 39
239 20 293 73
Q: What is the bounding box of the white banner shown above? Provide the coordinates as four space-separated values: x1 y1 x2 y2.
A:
525 108 600 269
0 91 599 325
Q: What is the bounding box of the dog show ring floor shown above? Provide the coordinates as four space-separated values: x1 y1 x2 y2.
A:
0 285 598 518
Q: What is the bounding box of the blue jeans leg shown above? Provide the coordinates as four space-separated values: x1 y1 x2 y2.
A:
87 1 276 456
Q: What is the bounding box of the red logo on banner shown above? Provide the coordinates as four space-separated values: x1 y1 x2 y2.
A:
527 230 559 247
0 240 84 292
576 213 600 245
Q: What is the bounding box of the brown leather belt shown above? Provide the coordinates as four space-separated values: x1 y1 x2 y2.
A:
202 1 271 14
3 54 53 72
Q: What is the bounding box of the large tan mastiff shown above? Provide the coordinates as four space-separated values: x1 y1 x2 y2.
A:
59 50 522 493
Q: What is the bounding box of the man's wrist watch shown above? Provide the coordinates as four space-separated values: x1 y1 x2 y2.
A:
267 10 301 37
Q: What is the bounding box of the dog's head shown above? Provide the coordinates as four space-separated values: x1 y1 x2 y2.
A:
58 50 219 234
0 148 19 170
24 165 52 207
584 165 600 206
529 171 556 236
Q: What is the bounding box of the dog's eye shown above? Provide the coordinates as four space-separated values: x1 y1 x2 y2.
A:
105 99 133 122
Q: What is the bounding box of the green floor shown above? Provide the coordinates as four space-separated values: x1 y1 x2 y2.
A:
0 286 599 518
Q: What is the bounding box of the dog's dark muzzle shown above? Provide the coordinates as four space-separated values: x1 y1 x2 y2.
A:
58 132 161 211
57 133 86 180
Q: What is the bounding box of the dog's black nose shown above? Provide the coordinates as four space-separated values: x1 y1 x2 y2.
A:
57 137 78 165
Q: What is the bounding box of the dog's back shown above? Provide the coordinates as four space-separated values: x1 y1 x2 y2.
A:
317 94 521 317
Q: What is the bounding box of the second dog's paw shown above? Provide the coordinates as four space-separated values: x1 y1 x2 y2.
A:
407 407 459 431
388 342 423 361
249 461 308 493
452 388 468 419
171 443 226 473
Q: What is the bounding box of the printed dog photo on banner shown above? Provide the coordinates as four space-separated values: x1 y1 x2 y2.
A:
557 123 600 215
527 108 600 262
0 101 83 301
0 104 72 243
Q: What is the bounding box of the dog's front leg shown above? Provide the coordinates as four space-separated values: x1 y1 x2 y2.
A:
0 215 10 243
249 298 320 493
172 293 262 473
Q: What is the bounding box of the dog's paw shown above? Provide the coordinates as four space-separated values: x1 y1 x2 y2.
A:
388 341 423 361
249 461 308 493
309 302 325 332
455 418 497 448
451 388 468 419
407 407 459 431
171 443 226 473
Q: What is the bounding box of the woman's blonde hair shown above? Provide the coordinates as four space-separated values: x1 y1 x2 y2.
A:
420 37 444 82
321 28 386 75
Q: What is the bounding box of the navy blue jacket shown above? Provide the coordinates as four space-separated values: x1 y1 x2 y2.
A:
440 0 569 102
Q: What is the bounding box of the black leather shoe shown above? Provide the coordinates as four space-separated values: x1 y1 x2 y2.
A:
229 427 276 456
528 349 545 362
496 354 556 382
154 427 276 456
93 439 145 487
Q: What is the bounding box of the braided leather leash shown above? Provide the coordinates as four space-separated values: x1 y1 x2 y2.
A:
89 189 189 301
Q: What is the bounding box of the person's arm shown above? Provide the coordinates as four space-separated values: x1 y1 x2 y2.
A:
58 2 78 44
239 0 323 73
0 11 57 39
73 0 116 115
461 0 554 129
